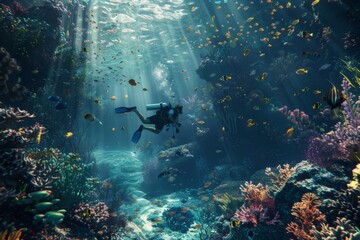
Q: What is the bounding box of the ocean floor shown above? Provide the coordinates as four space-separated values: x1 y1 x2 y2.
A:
93 150 220 240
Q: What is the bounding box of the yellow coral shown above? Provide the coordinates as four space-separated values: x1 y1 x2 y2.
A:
348 163 360 189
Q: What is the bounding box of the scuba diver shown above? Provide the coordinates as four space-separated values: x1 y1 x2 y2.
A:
115 103 183 143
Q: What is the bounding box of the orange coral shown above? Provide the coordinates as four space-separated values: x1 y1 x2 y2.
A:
240 181 272 206
265 164 294 192
286 193 326 240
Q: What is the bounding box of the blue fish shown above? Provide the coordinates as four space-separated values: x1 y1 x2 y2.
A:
48 95 61 102
55 102 67 110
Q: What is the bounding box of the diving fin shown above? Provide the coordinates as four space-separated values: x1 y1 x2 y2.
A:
115 107 136 114
131 125 144 144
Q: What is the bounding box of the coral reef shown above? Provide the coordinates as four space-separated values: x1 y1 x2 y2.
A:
0 47 21 96
0 107 43 205
286 193 325 240
275 161 349 225
269 51 299 83
329 186 360 227
73 202 110 230
162 206 195 233
311 218 360 240
265 164 295 192
306 79 359 168
234 182 280 227
278 106 310 130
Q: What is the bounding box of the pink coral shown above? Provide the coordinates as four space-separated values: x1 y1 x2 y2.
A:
278 106 310 130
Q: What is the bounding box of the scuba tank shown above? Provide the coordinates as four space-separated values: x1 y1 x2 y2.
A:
146 102 170 110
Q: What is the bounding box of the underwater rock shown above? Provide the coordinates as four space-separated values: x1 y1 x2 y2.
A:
275 160 350 224
250 169 272 186
213 181 244 198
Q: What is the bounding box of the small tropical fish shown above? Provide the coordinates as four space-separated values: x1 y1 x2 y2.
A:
94 99 101 104
112 128 116 132
194 87 198 92
197 120 205 124
194 224 202 229
124 94 129 99
323 84 346 110
110 96 117 100
311 0 320 6
37 128 42 144
84 113 103 125
286 127 294 138
247 119 257 127
263 97 270 103
297 31 313 38
302 87 310 92
261 72 268 81
292 19 300 25
128 79 137 86
296 68 308 75
121 126 125 131
243 49 250 57
220 75 232 81
246 17 254 22
293 92 299 96
83 209 91 217
303 51 320 58
65 132 73 138
167 211 176 215
313 90 321 94
142 88 148 91
201 196 209 200
318 63 331 71
312 102 321 110
230 220 241 228
286 2 291 8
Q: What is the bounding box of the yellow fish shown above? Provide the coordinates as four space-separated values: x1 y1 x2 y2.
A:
37 128 43 144
296 68 308 75
246 17 254 23
313 90 321 94
65 132 73 138
247 119 257 127
286 2 291 8
111 128 116 132
243 49 250 56
198 120 205 124
311 0 320 6
292 19 300 25
230 220 241 228
286 127 294 138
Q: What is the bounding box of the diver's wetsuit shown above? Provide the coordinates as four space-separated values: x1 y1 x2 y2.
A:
148 108 177 131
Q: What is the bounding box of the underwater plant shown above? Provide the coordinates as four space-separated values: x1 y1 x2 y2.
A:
286 193 325 240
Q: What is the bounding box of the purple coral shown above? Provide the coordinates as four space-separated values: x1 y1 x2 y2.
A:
306 78 359 167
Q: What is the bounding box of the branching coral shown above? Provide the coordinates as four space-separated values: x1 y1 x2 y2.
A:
0 107 44 204
234 182 280 227
286 193 326 240
0 107 34 129
265 164 295 192
269 51 298 83
306 78 360 168
25 148 62 189
311 218 360 240
0 228 24 240
278 106 310 130
329 185 360 227
73 202 110 230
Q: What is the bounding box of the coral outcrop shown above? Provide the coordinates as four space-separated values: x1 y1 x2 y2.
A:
275 161 349 224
